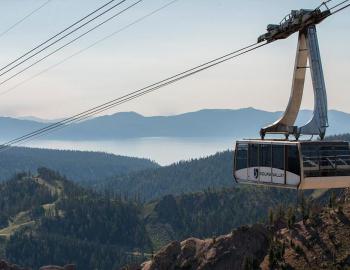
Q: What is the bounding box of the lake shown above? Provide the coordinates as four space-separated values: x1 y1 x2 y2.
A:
20 137 237 165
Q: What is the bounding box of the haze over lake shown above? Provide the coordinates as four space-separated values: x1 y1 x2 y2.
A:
21 137 235 165
3 108 350 165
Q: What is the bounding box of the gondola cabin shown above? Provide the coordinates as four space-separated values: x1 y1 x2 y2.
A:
234 140 350 189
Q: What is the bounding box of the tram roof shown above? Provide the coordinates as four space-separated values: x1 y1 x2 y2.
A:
236 139 349 146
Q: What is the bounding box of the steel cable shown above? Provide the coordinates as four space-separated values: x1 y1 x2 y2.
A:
0 0 143 88
0 42 268 151
0 0 123 73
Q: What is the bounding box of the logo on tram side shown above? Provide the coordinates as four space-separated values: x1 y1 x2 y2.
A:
253 168 285 179
254 168 259 179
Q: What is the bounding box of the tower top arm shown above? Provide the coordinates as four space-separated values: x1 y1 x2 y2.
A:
258 6 331 43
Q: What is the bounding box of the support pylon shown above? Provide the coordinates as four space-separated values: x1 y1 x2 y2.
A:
260 25 328 140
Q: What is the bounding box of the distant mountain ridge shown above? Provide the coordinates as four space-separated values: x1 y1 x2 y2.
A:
1 108 349 141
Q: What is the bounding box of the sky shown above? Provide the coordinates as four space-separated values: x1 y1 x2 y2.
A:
0 0 348 119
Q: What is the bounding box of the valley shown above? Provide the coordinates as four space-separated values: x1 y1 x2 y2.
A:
0 149 343 269
0 134 348 269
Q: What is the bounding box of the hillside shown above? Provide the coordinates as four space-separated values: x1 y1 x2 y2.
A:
95 151 234 202
0 132 347 188
260 193 350 269
142 186 341 250
0 167 341 269
0 169 151 270
0 147 158 184
0 109 349 141
93 131 350 202
138 189 350 270
143 186 299 250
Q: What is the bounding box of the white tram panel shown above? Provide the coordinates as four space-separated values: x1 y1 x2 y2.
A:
271 168 284 185
234 140 350 190
234 140 302 189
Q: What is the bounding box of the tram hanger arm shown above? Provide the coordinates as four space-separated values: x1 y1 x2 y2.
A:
258 8 331 43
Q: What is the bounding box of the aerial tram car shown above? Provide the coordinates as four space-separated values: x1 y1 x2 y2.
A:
233 4 350 190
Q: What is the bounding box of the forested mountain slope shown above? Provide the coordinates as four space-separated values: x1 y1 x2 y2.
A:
95 151 233 202
142 186 340 251
0 168 339 269
143 186 298 250
0 168 151 270
94 131 350 202
0 147 158 184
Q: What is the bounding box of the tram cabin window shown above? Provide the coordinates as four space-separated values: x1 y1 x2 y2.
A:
272 144 284 171
236 143 248 170
249 144 259 167
260 144 272 167
286 145 300 176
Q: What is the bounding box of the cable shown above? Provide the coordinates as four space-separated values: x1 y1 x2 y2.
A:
2 0 346 92
2 42 262 146
0 0 180 97
0 0 143 88
321 0 350 19
0 42 268 150
0 0 129 79
1 0 347 150
329 0 350 11
331 2 350 14
0 0 53 39
5 42 262 145
0 0 122 74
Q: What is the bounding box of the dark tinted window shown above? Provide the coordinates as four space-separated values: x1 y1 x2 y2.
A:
286 145 300 175
301 142 350 177
249 144 259 167
272 144 284 170
301 144 319 172
236 143 248 170
260 144 271 167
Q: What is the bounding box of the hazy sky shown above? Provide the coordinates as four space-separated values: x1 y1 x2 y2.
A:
0 0 348 119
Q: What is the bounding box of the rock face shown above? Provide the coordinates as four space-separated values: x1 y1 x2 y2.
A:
140 224 269 270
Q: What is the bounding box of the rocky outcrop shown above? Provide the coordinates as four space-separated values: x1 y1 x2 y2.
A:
140 224 269 270
0 261 75 270
261 191 350 269
137 190 350 270
0 260 29 270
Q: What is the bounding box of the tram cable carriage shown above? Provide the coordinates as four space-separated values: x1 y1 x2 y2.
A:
234 140 350 190
233 5 350 190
